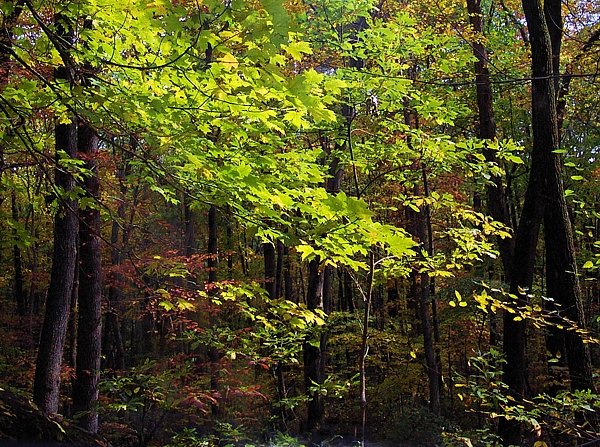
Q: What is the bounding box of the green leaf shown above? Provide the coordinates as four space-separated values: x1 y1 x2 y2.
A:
259 0 290 43
284 40 312 61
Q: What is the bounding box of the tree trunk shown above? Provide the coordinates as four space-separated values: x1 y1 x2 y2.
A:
264 242 276 299
303 258 324 430
283 245 293 302
541 0 595 394
72 121 102 433
500 0 573 443
207 204 220 415
207 205 218 285
466 0 514 280
411 188 440 416
11 191 26 315
359 251 375 443
33 56 78 417
275 240 285 299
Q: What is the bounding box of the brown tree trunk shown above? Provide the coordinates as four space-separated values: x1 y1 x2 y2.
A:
303 258 324 430
73 121 102 433
207 205 218 284
466 0 514 280
404 94 440 415
283 245 293 301
207 204 220 415
500 0 564 443
411 187 440 416
11 191 26 315
33 18 78 412
275 240 285 299
542 0 595 394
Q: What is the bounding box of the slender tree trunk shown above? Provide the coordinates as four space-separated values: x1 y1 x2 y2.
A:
404 94 440 415
359 251 375 443
304 258 324 430
466 0 514 280
207 205 218 285
283 245 293 301
411 188 440 416
11 191 26 315
73 121 102 433
104 211 125 370
264 242 276 299
33 42 78 415
422 168 443 398
275 240 285 299
207 204 220 415
226 216 234 278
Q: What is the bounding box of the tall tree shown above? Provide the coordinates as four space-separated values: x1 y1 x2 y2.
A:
466 0 514 280
542 0 595 394
500 0 595 443
72 119 102 433
32 11 79 416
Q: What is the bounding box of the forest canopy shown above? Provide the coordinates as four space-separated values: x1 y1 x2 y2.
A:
0 0 599 446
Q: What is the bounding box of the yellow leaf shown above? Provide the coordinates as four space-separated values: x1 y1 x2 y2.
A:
218 52 239 71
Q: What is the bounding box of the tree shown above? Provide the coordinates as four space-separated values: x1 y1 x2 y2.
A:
466 0 514 281
32 10 79 415
72 119 102 433
500 0 596 443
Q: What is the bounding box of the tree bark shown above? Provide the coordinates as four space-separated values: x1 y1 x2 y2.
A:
410 186 440 416
73 121 102 433
275 240 285 299
207 205 218 285
466 0 514 281
500 0 580 443
303 258 324 430
541 0 595 394
33 36 78 414
11 191 26 315
207 204 220 415
264 242 276 299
